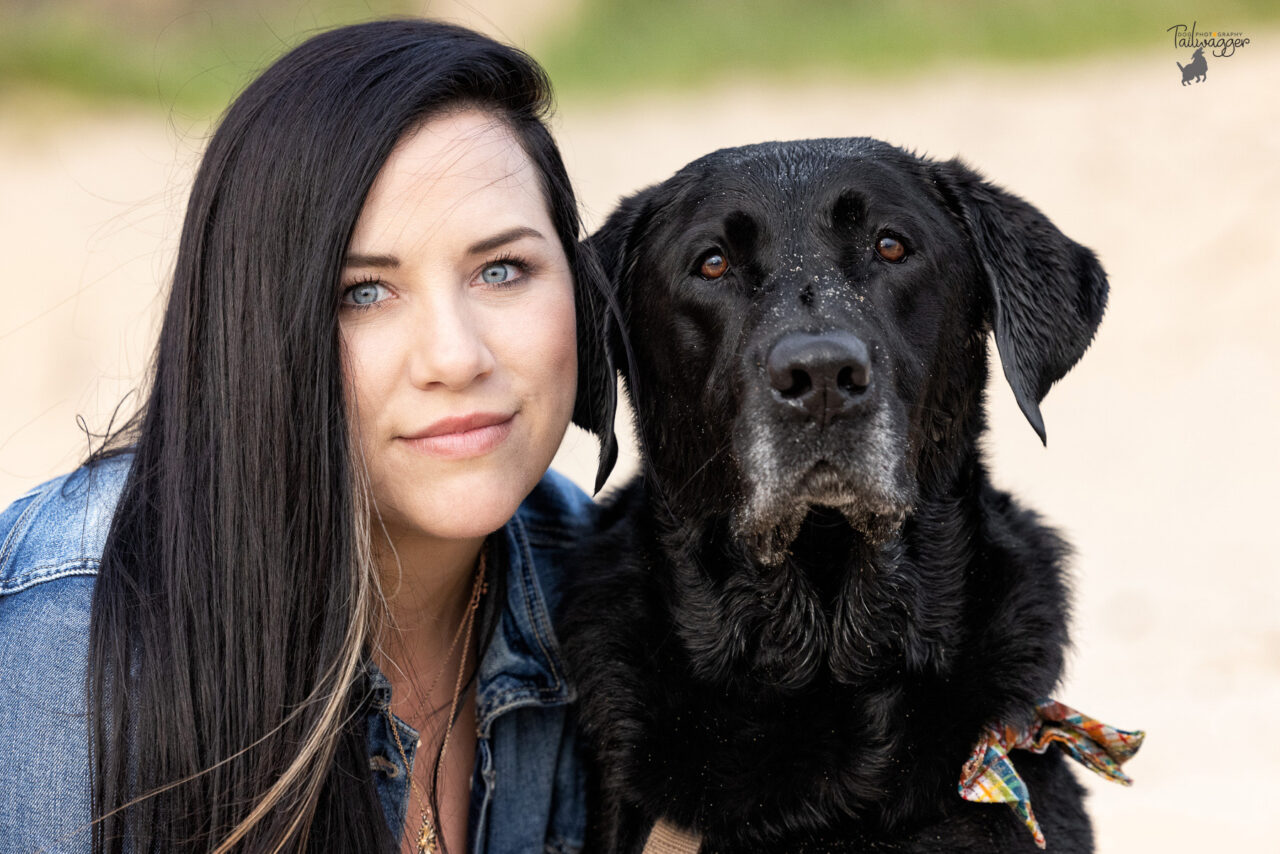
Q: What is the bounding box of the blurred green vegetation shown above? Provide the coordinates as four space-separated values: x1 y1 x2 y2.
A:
540 0 1280 97
3 0 1278 115
0 0 418 114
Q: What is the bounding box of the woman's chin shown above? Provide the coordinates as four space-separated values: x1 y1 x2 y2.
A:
374 469 542 541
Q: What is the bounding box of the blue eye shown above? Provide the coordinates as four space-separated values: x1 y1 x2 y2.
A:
479 262 517 285
342 281 389 307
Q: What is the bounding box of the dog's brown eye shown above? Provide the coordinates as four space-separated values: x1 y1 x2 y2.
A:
876 236 906 262
699 252 729 280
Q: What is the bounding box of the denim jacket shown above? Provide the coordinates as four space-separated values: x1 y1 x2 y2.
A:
0 454 591 853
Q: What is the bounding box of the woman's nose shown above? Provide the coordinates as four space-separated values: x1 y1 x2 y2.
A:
406 291 495 390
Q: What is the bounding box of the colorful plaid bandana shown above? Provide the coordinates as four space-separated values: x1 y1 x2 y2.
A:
957 698 1144 849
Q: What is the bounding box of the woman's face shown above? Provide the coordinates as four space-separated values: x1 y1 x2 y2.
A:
340 109 577 544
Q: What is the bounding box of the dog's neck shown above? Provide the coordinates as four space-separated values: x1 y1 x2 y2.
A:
650 461 986 696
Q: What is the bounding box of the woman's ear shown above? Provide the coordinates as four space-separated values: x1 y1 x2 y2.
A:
932 158 1109 444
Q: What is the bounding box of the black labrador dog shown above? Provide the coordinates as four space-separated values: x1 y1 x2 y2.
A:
563 138 1119 853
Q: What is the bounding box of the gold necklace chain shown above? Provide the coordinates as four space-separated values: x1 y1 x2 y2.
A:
386 549 488 853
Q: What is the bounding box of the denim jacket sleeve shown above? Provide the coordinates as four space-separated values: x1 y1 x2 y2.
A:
0 456 132 854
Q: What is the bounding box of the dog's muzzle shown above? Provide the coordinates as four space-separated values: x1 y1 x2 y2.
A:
766 331 873 428
735 328 910 564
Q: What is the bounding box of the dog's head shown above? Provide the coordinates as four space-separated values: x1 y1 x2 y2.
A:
592 139 1107 564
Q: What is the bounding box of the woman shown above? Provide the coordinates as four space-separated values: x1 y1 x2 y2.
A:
0 19 616 854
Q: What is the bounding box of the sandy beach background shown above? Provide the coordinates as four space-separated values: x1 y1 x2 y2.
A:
2 11 1277 851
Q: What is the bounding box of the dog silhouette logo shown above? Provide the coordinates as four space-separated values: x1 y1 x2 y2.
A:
1177 47 1208 84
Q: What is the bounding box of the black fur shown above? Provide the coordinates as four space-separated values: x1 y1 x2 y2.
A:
562 138 1110 853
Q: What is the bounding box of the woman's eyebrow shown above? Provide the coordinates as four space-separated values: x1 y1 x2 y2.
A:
467 226 545 255
343 252 400 268
343 227 545 268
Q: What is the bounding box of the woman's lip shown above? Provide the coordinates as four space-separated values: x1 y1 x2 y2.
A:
398 413 515 459
405 411 515 440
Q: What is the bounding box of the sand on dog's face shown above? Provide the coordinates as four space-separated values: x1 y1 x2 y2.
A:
3 46 1278 853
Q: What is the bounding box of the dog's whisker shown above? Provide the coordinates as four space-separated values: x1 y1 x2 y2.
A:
667 439 733 502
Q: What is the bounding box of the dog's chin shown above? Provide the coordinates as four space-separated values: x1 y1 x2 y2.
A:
732 461 912 567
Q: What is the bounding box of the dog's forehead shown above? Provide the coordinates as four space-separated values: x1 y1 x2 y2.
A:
669 138 931 217
680 137 912 185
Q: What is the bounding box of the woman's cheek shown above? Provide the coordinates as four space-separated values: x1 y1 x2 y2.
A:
339 324 395 450
537 284 578 424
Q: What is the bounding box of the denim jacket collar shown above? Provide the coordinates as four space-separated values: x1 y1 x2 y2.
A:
363 501 574 733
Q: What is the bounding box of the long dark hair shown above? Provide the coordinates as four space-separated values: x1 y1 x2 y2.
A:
88 19 615 853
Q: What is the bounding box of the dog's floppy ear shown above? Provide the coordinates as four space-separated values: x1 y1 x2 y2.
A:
570 187 658 494
571 236 620 495
582 184 662 401
575 185 665 493
932 158 1108 444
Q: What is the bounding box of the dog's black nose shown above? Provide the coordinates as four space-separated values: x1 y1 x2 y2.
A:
766 331 872 426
